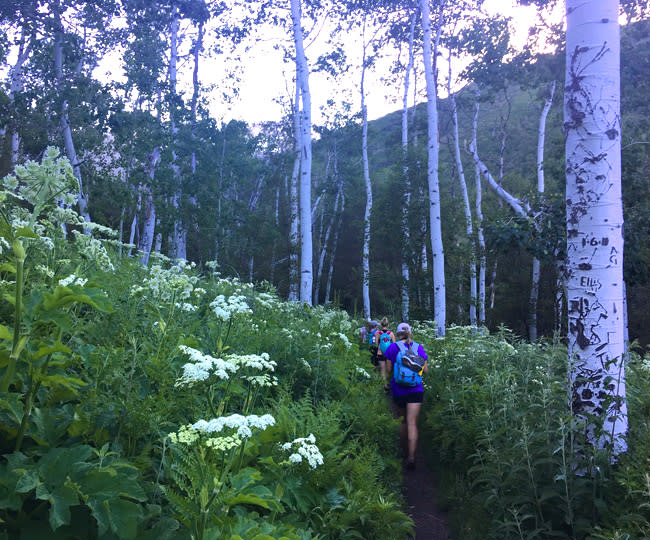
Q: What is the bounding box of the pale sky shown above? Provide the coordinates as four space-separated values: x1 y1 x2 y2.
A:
205 0 554 127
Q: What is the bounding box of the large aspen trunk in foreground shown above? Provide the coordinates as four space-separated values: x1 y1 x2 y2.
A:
360 23 372 319
420 0 446 336
290 0 313 305
565 0 627 454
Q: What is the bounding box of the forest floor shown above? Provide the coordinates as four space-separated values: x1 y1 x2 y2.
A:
387 395 452 540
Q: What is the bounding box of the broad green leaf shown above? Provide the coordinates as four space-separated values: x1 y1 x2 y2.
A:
50 484 79 531
38 374 86 392
15 227 39 239
87 497 143 539
226 485 283 512
16 469 40 493
0 263 15 274
41 286 112 313
80 469 147 502
32 342 72 360
36 309 71 331
0 325 11 341
0 392 24 425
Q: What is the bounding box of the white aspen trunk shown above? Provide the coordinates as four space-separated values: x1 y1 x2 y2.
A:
128 190 140 257
314 189 341 305
290 0 313 305
54 16 91 227
270 185 280 285
325 188 344 305
360 22 372 320
529 81 556 341
565 0 627 454
420 0 446 336
139 147 160 266
472 98 486 326
288 81 301 302
9 31 30 165
449 55 476 326
400 11 416 322
215 131 227 265
169 6 186 261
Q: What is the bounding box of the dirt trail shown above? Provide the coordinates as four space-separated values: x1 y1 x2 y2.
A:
401 451 451 540
387 395 452 540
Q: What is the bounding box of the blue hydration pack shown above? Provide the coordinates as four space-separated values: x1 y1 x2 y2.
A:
393 341 425 387
379 331 393 354
367 328 378 346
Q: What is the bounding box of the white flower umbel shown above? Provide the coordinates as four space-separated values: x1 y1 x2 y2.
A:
192 413 276 439
73 232 115 272
242 374 278 387
280 433 324 469
355 367 371 379
132 263 199 303
337 333 352 349
228 352 276 372
209 294 252 321
175 345 237 387
58 273 88 287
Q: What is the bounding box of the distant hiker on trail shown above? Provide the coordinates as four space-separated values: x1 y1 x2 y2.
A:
384 322 428 470
375 317 395 391
366 320 380 366
359 321 368 347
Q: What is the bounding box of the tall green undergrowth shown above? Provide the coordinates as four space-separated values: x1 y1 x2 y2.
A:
415 323 650 540
0 151 412 539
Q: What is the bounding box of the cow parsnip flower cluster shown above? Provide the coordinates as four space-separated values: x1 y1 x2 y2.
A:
280 434 324 469
192 413 276 439
230 352 276 372
58 273 88 287
168 425 243 452
241 374 278 387
131 262 199 303
210 294 252 320
2 147 77 208
355 367 371 379
72 232 115 272
176 346 238 386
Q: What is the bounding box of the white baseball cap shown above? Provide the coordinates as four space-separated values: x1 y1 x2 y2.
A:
396 322 411 333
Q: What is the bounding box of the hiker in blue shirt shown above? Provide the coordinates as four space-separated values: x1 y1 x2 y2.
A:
384 322 428 470
366 319 380 366
375 317 396 392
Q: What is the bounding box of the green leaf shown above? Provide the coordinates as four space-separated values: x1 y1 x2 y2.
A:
16 469 40 493
0 325 12 341
226 485 283 512
87 497 143 539
38 374 86 392
32 342 72 360
0 263 15 274
15 227 39 239
41 286 112 313
35 483 79 530
80 469 147 502
0 392 25 425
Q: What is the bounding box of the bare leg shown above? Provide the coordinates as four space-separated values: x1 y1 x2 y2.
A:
405 402 422 463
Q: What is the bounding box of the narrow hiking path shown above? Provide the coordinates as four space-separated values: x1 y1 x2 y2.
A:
386 395 452 540
401 450 451 540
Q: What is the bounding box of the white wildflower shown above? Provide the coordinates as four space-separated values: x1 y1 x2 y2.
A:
280 434 323 469
355 367 371 379
210 294 251 321
175 345 237 386
58 273 88 287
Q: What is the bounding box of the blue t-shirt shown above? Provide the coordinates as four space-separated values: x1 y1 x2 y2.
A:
385 340 428 396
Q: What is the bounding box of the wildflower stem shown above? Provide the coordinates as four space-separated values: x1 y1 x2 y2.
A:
1 255 24 393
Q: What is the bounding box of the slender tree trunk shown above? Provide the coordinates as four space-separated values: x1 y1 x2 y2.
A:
472 98 486 326
290 0 313 305
360 21 372 319
325 186 344 305
449 54 476 326
420 0 446 336
139 147 160 266
565 0 627 454
54 10 91 227
270 185 280 286
8 29 30 166
529 81 556 341
400 10 417 322
314 189 340 305
169 6 186 260
288 81 301 302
